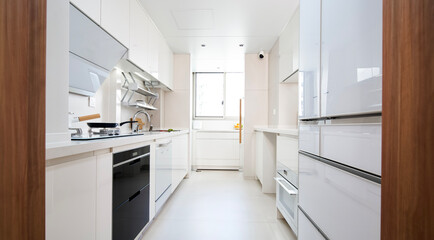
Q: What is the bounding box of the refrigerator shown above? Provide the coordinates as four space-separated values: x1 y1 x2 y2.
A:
297 0 382 239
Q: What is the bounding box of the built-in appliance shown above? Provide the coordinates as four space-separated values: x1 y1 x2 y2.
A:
69 3 127 96
275 162 298 236
155 140 172 213
298 0 382 238
112 146 150 240
71 121 142 140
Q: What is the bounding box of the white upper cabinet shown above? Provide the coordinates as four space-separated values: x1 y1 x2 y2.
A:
158 36 174 89
129 0 150 72
320 0 382 117
279 7 300 83
148 23 160 79
70 0 101 24
299 0 321 119
101 0 130 47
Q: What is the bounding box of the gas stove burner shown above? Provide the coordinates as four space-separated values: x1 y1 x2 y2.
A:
88 127 121 136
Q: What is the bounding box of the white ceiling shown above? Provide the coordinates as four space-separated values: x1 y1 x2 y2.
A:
139 0 299 72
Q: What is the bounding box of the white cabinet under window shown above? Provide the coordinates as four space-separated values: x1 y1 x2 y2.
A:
194 131 240 169
101 0 130 47
320 0 382 117
70 0 101 24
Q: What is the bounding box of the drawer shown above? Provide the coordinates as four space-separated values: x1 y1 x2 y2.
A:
299 123 320 156
276 135 298 173
298 209 326 240
299 154 381 240
320 123 381 175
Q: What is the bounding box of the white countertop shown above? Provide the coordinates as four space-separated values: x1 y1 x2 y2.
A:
46 130 189 160
254 126 298 136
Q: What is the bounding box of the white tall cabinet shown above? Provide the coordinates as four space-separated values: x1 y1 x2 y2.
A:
279 7 300 83
298 0 321 119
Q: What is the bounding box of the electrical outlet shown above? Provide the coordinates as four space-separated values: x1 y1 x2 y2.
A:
88 96 96 108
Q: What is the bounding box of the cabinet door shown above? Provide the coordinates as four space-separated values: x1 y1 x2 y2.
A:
321 0 382 117
279 21 292 82
298 210 326 240
172 134 189 191
101 0 130 47
46 156 97 240
70 0 101 24
96 153 113 240
129 0 150 71
299 0 321 119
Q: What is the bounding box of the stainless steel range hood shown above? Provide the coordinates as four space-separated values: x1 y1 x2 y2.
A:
69 3 127 96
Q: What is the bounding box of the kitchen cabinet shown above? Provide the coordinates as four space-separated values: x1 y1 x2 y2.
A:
194 131 239 169
320 0 382 117
279 7 299 83
101 0 130 47
158 37 174 89
276 134 298 185
129 0 150 72
46 155 98 240
148 23 160 79
299 0 321 119
255 131 277 193
171 134 189 192
96 153 113 240
70 0 101 24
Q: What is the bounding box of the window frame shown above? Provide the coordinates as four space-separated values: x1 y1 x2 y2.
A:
193 72 244 120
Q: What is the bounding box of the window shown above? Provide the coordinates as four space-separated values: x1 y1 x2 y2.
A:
194 72 244 119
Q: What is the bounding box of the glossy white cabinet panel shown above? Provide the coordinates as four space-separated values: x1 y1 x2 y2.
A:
299 155 381 240
71 0 101 24
46 156 97 240
255 132 264 182
96 153 113 240
321 0 382 117
172 134 189 192
321 124 381 175
299 0 321 119
196 139 239 160
298 210 326 240
276 135 298 174
101 0 130 47
299 123 320 155
279 7 300 83
129 0 150 72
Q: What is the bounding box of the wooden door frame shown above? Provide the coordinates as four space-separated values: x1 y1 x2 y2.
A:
0 0 46 239
382 0 434 239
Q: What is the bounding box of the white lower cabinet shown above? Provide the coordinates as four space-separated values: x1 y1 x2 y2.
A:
46 156 98 240
194 132 239 169
96 153 113 240
171 134 189 192
299 154 381 240
298 210 326 240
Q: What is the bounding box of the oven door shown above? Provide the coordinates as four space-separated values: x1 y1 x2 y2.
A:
275 176 298 235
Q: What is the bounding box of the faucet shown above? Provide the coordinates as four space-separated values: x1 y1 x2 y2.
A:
132 110 151 132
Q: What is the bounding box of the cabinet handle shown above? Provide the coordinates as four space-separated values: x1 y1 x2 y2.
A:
313 96 318 99
129 190 141 202
274 177 298 195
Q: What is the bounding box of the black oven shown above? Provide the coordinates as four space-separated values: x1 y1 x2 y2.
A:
112 145 150 240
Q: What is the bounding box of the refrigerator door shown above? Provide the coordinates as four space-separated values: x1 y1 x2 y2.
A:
320 0 382 117
299 154 381 240
299 0 321 119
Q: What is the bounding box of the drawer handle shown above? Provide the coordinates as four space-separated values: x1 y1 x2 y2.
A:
129 190 141 202
274 177 297 195
129 159 141 166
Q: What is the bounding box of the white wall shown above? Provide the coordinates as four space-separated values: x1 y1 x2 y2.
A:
164 54 191 129
46 0 70 143
244 54 269 178
268 40 280 126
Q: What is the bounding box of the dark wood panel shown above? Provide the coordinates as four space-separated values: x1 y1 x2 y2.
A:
0 0 46 239
382 0 434 239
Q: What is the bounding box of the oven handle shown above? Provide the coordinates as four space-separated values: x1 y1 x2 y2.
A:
113 153 150 168
274 177 298 195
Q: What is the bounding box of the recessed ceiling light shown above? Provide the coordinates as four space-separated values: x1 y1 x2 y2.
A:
201 44 206 47
239 44 244 47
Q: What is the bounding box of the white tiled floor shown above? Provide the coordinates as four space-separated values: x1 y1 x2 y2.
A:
141 170 297 240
